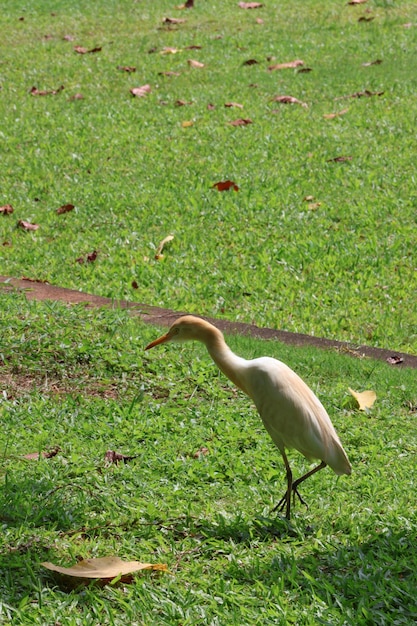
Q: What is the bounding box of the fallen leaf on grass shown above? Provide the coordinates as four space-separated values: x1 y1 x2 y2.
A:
193 446 209 458
155 234 174 260
188 59 205 68
0 204 14 215
68 93 84 101
30 85 64 96
229 118 253 126
347 0 367 4
105 450 138 465
176 0 194 7
17 220 39 231
130 85 151 97
163 17 186 24
362 59 382 66
63 34 75 41
212 180 239 191
24 446 60 461
159 71 181 77
181 120 194 127
326 155 352 162
175 99 193 106
74 45 102 54
323 108 349 119
224 102 243 108
160 46 180 54
76 250 98 263
56 203 75 215
307 202 321 211
238 2 263 8
272 95 308 108
117 65 136 72
386 355 404 365
268 59 304 71
335 89 384 100
242 58 258 65
41 556 167 587
358 15 375 22
348 388 376 410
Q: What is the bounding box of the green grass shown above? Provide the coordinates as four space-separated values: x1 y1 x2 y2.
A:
1 0 417 353
1 289 417 625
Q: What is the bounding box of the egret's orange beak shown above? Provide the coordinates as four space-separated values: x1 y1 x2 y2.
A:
145 332 171 351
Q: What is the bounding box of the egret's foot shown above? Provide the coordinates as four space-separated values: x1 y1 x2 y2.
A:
270 486 308 518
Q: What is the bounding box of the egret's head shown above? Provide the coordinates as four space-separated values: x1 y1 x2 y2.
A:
145 316 207 350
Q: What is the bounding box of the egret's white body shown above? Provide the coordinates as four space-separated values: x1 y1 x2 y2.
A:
145 315 351 519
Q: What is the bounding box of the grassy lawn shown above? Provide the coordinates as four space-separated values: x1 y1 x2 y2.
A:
1 1 417 624
0 0 416 353
1 290 417 625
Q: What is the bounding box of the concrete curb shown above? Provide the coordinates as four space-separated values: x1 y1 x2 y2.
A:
1 275 416 369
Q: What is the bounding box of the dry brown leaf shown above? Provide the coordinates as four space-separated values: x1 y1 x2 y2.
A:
229 118 253 126
175 99 193 106
163 17 186 24
362 59 382 66
56 203 75 215
130 85 151 98
347 0 367 4
0 204 14 215
104 450 138 465
348 388 376 410
181 120 194 127
68 93 84 101
272 95 308 108
176 0 194 7
308 202 321 211
159 71 181 77
193 446 209 458
188 59 205 68
155 234 174 259
212 180 239 192
30 85 64 96
358 16 374 22
86 250 98 262
268 59 304 71
41 556 167 586
335 89 384 100
242 58 259 65
17 220 39 231
224 102 243 108
327 155 353 162
323 108 349 119
238 2 263 8
160 47 180 54
74 45 102 54
23 447 60 461
117 65 136 72
386 355 404 365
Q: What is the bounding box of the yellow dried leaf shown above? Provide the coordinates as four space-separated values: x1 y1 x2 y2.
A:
181 120 194 128
155 234 174 259
348 388 376 410
41 556 167 584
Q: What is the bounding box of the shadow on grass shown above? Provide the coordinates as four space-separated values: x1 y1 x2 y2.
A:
226 527 417 623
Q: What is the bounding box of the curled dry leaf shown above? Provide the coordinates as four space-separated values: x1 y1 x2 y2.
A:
238 2 263 8
362 59 382 66
188 59 205 68
74 45 102 54
212 180 239 192
17 220 39 231
155 234 174 260
242 58 259 65
0 204 14 215
160 46 180 54
335 89 384 100
323 108 349 119
105 450 138 465
30 85 64 96
86 250 98 262
193 446 209 458
224 102 243 108
41 556 168 587
326 155 352 162
176 99 193 106
163 17 186 24
159 71 181 77
130 85 151 98
347 0 367 4
229 118 253 126
117 65 136 72
181 120 194 127
176 0 194 7
348 388 376 411
272 95 308 108
69 93 84 101
24 446 60 461
56 203 75 214
386 355 404 365
268 59 304 71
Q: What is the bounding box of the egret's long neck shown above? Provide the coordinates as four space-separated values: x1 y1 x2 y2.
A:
202 327 249 395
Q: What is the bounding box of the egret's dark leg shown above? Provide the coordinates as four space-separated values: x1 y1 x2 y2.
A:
272 460 327 518
271 451 293 519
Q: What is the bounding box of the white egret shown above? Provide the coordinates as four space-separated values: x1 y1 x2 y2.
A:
145 315 351 519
